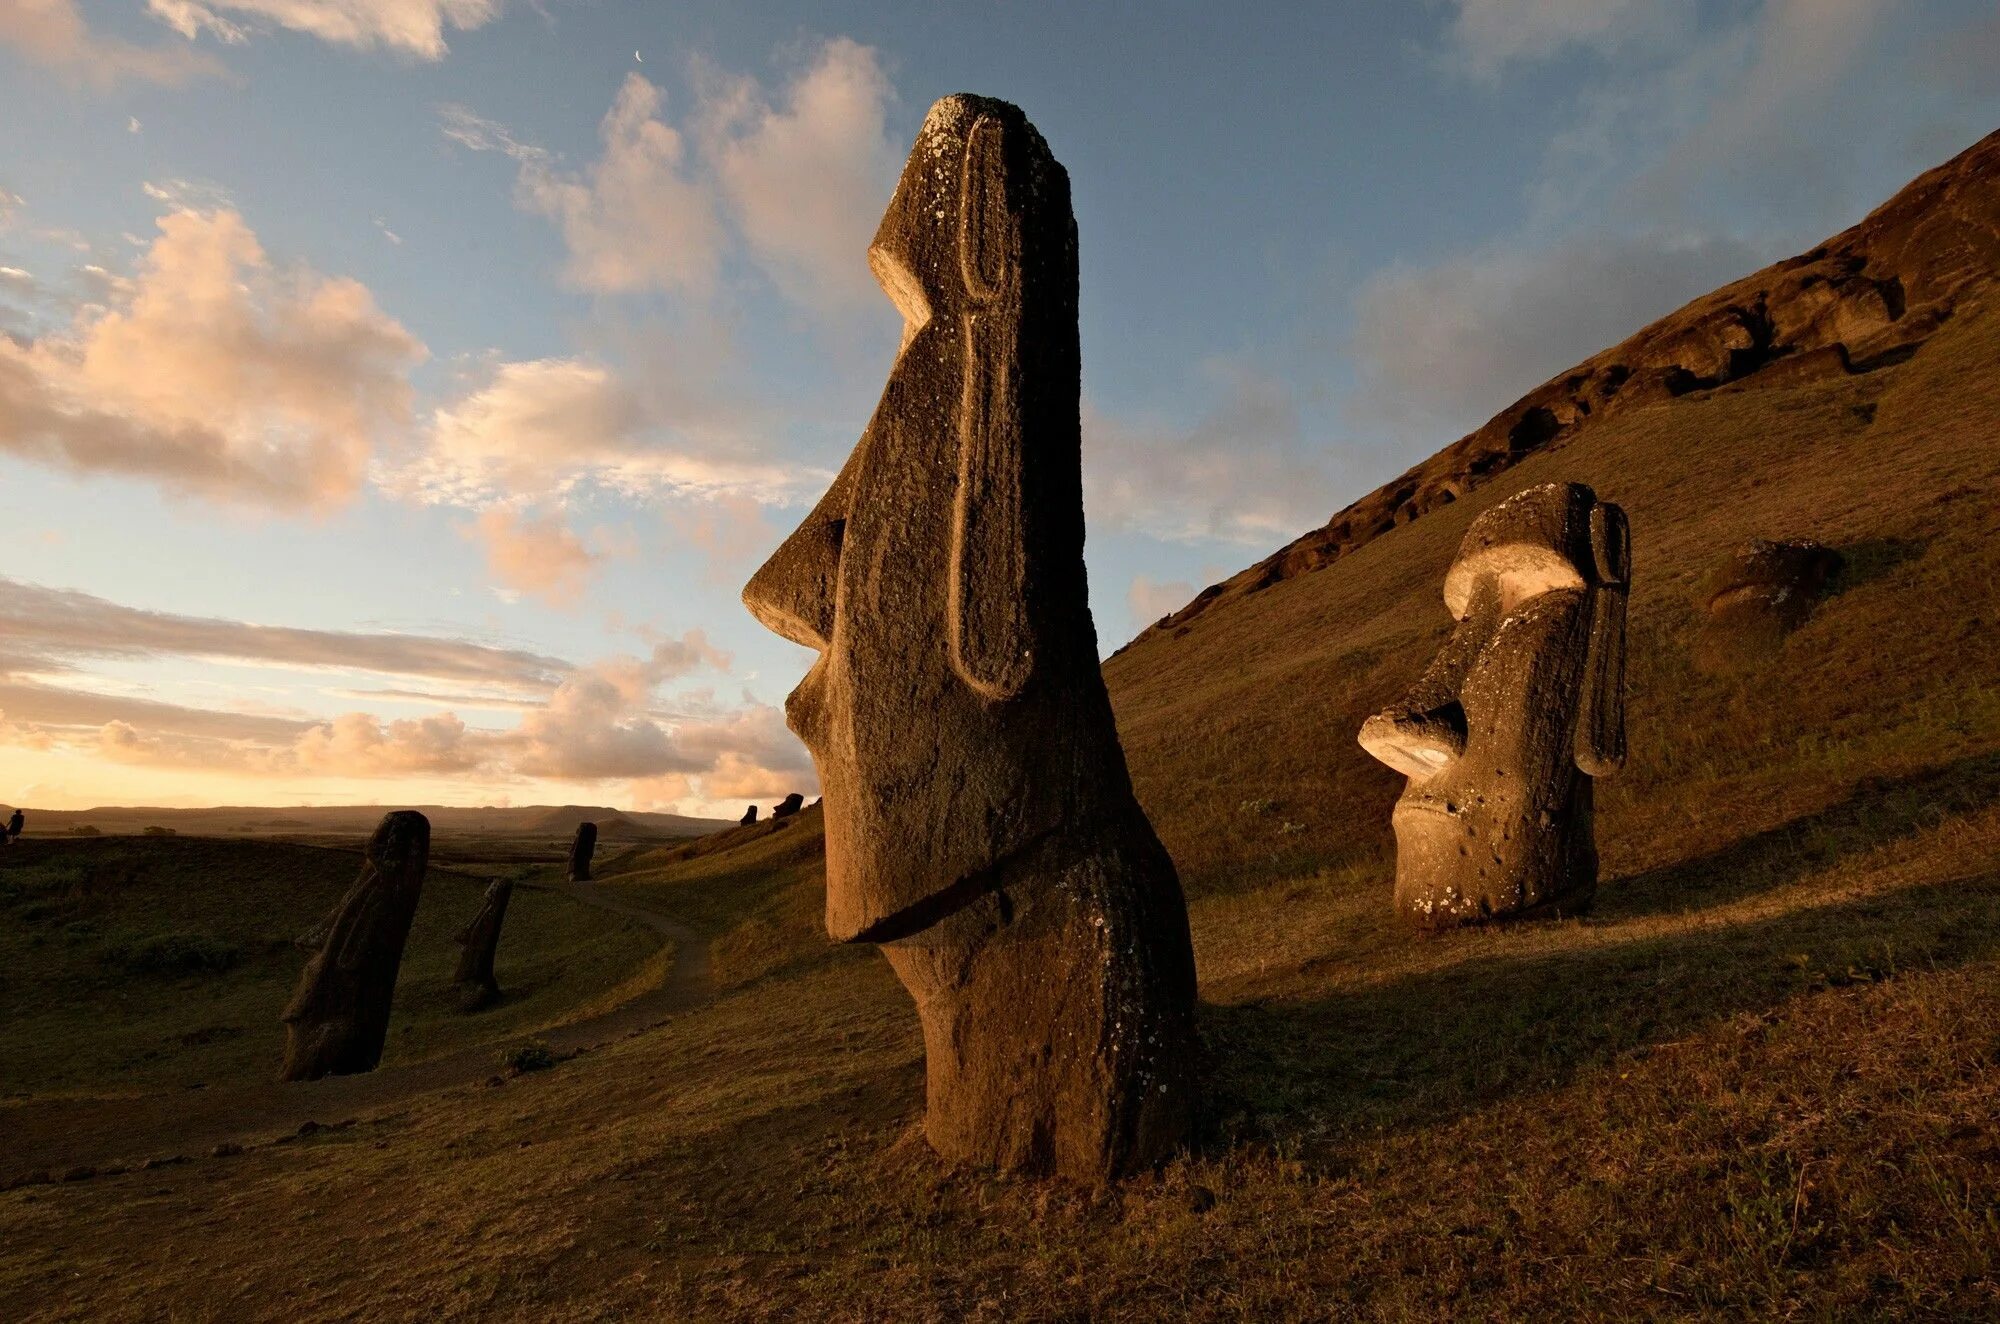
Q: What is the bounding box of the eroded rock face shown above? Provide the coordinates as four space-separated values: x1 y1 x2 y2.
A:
279 811 430 1081
771 793 804 821
452 879 513 1011
566 821 597 883
1359 483 1630 927
741 94 1198 1182
740 804 759 826
1695 539 1844 674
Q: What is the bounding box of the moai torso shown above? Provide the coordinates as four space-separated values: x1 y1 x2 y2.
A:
742 95 1197 1181
279 811 430 1080
453 878 514 1011
1359 483 1629 926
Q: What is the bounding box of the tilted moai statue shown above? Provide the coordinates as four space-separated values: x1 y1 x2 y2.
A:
566 821 597 883
452 878 514 1011
743 95 1198 1182
1358 482 1629 927
279 810 431 1081
740 804 759 826
771 793 804 821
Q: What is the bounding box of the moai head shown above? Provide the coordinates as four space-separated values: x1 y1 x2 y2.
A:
743 95 1121 944
1358 482 1629 925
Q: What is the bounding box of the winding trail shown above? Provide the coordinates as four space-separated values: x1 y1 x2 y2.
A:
0 873 712 1182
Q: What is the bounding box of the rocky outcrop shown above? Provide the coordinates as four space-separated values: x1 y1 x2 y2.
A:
1133 128 2000 643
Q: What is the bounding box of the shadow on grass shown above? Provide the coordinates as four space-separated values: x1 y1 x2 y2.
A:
1600 750 2000 919
1202 864 2000 1157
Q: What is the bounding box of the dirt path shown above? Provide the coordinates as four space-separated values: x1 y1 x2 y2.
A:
0 876 712 1182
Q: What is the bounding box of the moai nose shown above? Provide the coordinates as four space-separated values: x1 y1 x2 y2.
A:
743 464 853 654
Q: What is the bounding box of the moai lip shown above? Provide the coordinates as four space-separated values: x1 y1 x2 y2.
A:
279 810 431 1081
1359 482 1630 928
741 94 1199 1182
566 821 597 883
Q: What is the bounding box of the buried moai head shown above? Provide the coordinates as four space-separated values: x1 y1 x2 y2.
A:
743 94 1123 943
1359 482 1630 927
280 810 431 1081
741 95 1196 1180
1694 538 1843 674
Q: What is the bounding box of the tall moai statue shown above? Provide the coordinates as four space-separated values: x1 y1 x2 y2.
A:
1358 482 1629 926
743 95 1198 1182
452 878 514 1011
566 821 597 883
279 810 431 1081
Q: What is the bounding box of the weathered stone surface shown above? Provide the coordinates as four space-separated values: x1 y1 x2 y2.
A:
1359 483 1630 927
565 821 597 883
452 879 513 1011
1695 538 1844 674
280 811 430 1081
740 804 759 826
742 94 1197 1182
771 793 804 821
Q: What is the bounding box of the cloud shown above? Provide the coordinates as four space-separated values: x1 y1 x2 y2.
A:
146 0 500 60
1126 576 1195 631
695 37 898 314
0 208 425 509
514 73 726 297
444 39 895 312
469 508 605 606
0 679 313 742
0 576 571 689
1438 0 1674 80
1347 230 1762 443
1084 362 1344 546
389 355 808 508
0 0 225 88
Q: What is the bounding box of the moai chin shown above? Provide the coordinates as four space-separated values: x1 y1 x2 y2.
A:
279 810 431 1081
453 878 514 1011
566 821 597 883
1358 482 1629 927
741 94 1198 1182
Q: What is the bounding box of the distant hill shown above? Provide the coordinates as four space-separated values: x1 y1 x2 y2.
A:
10 803 732 840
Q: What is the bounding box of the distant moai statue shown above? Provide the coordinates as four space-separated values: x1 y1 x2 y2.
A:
771 793 804 820
740 804 759 826
279 810 431 1081
1359 482 1629 927
5 809 22 842
743 95 1198 1182
566 821 597 883
1694 538 1843 674
452 879 514 1011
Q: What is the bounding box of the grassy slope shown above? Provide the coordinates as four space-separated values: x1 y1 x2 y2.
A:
3 243 1999 1322
0 836 659 1095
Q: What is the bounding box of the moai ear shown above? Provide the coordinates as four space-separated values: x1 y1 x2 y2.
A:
1576 501 1630 776
948 114 1034 701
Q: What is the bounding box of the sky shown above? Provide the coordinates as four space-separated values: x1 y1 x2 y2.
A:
0 0 1994 816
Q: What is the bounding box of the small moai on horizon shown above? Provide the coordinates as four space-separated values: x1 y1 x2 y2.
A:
452 878 514 1011
770 793 804 820
279 810 431 1081
742 94 1199 1183
5 808 22 842
566 821 597 883
1359 482 1630 927
740 804 759 826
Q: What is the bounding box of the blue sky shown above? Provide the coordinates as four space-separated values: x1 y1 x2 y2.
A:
0 0 1994 813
